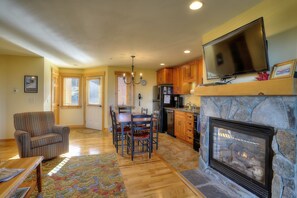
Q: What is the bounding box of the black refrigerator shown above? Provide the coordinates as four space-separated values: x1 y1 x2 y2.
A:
152 85 175 133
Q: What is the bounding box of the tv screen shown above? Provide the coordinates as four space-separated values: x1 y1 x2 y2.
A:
203 17 269 80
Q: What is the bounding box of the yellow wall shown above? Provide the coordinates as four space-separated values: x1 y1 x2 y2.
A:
202 0 297 84
57 66 156 129
0 55 47 139
0 59 8 138
44 59 52 111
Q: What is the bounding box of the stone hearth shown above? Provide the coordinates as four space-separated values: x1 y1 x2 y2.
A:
199 96 297 198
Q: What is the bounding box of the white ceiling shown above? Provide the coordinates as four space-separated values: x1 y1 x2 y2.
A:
0 0 261 69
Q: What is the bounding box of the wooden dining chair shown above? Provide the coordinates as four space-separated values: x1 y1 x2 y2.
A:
118 106 132 114
127 114 153 161
152 111 159 150
141 107 148 115
111 111 130 153
109 105 115 144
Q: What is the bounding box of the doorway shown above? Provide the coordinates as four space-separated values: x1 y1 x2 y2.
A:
85 76 104 130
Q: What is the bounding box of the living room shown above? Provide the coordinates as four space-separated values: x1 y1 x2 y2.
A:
1 0 297 197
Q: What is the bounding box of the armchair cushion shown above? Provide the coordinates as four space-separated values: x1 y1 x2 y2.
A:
31 133 62 149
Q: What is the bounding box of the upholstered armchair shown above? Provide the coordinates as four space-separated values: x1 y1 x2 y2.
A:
14 111 70 160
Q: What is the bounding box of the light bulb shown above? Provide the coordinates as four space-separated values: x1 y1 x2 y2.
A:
190 1 203 10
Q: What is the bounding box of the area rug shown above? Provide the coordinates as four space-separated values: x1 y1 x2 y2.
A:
28 153 127 197
72 128 101 134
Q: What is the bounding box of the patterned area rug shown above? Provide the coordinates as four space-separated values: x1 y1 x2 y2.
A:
29 153 127 197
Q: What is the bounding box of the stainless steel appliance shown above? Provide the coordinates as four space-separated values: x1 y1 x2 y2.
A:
165 108 174 137
152 85 175 133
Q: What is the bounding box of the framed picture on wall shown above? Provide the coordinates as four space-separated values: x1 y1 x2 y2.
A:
24 75 38 93
270 60 297 79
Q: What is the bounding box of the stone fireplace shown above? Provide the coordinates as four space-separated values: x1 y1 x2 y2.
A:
199 96 297 198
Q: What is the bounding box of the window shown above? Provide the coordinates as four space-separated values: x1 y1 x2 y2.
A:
87 78 102 105
115 72 134 106
62 76 81 107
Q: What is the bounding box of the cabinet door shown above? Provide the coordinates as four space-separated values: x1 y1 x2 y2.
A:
173 66 190 94
164 68 173 84
174 111 186 139
157 68 173 85
182 60 197 83
173 67 181 94
157 70 163 85
185 113 194 144
196 58 203 85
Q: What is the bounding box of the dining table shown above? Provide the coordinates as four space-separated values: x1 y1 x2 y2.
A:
116 113 154 156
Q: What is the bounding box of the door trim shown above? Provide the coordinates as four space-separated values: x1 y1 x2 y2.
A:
83 72 105 130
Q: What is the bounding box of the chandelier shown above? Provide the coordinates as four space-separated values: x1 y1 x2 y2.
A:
122 55 143 85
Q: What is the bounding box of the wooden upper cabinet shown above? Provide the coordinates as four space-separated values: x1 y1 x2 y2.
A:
196 58 203 85
159 57 203 94
173 67 191 94
157 68 173 85
173 67 181 94
182 60 197 83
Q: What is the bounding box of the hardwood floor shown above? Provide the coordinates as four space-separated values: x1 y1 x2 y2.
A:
0 129 203 197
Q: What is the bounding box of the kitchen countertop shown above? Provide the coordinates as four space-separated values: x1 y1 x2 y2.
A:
164 107 200 114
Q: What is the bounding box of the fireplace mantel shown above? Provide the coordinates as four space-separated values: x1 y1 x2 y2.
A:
194 78 297 96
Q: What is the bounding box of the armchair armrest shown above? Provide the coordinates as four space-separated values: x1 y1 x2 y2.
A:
14 130 30 143
53 125 70 139
14 130 31 158
53 125 70 134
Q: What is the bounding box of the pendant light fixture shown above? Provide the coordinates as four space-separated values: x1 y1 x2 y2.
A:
122 55 143 85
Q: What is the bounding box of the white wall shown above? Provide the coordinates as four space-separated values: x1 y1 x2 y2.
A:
0 55 45 139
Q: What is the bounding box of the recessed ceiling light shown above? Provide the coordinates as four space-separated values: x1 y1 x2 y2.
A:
160 63 165 66
184 50 191 54
189 1 203 10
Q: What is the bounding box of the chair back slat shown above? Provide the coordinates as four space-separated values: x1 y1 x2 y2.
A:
131 114 152 132
118 106 132 114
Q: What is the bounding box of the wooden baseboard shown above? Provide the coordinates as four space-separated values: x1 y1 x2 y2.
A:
0 139 15 142
69 125 85 129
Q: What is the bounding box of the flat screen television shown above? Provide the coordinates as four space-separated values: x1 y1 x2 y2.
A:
203 17 269 80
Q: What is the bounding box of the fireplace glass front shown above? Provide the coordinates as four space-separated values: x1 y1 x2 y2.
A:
209 118 274 198
212 126 266 184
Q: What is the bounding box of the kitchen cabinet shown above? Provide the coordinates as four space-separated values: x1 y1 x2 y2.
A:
174 111 186 140
182 60 197 83
172 57 203 94
185 112 194 144
196 57 203 85
173 67 191 94
157 68 173 85
174 110 194 144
